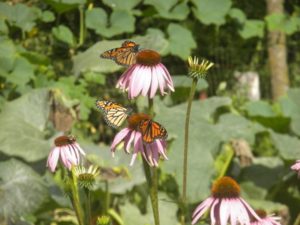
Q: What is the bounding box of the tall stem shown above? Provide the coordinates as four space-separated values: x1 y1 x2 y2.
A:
142 159 160 225
217 144 234 180
181 78 198 225
142 98 160 225
70 168 85 225
104 180 110 214
78 5 85 47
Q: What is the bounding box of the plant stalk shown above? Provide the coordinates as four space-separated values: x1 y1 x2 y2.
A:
181 78 198 225
217 144 234 180
84 188 91 225
78 5 85 47
70 168 85 225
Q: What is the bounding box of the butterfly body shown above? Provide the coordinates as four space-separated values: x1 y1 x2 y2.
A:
96 100 131 129
100 41 140 66
138 119 168 143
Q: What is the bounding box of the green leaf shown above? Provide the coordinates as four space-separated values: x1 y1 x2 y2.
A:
239 19 265 39
144 0 189 20
83 71 106 85
173 76 208 91
73 33 169 75
41 10 55 22
0 18 8 34
191 0 232 25
167 23 196 59
52 25 75 46
83 144 146 194
156 98 232 201
7 57 35 86
102 0 141 10
215 113 265 145
245 101 276 117
271 132 300 160
265 13 285 31
120 193 178 225
229 8 246 24
44 0 86 14
0 39 16 74
284 16 300 35
86 8 135 37
0 159 48 218
0 89 51 161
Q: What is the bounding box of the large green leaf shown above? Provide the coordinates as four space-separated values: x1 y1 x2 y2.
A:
0 89 51 161
0 39 16 75
191 0 232 25
0 159 48 218
83 143 146 194
144 0 189 20
73 32 169 75
44 0 86 13
102 0 141 10
239 20 265 39
229 8 246 24
120 193 179 225
85 8 135 38
271 132 300 160
0 3 41 31
156 98 232 201
167 23 196 59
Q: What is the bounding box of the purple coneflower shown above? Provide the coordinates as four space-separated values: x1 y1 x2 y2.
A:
291 160 300 177
192 176 260 225
110 113 168 166
116 50 174 99
251 210 281 225
47 135 86 172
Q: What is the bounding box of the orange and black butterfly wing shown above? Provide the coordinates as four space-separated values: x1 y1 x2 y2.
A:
100 41 140 66
96 100 131 129
139 120 168 143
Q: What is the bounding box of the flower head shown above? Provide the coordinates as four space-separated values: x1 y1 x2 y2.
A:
47 135 85 172
251 210 281 225
110 113 168 166
192 176 260 225
116 49 174 99
188 56 214 79
291 160 300 177
74 165 99 189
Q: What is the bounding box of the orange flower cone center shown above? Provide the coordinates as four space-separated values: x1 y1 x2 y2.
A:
136 50 161 66
211 176 240 198
55 135 76 147
127 113 151 130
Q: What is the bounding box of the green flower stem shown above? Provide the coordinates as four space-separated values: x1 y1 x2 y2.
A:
104 180 110 214
71 168 85 225
142 98 160 225
182 78 198 225
78 5 85 47
142 159 160 225
216 144 235 180
84 188 91 225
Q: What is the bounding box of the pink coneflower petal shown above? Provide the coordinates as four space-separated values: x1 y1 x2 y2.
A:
240 198 261 221
141 67 152 96
220 199 230 225
47 148 60 172
111 128 131 151
150 67 159 98
155 140 168 160
125 131 135 153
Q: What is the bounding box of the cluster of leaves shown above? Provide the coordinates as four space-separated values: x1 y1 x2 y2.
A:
1 0 300 224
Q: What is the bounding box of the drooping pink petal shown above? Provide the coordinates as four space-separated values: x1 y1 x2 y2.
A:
192 197 215 225
240 198 261 222
219 199 230 225
155 140 168 160
149 67 159 98
125 131 136 153
141 66 152 96
47 147 60 172
111 128 131 151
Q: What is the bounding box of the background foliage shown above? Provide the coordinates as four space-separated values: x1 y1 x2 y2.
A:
0 0 300 224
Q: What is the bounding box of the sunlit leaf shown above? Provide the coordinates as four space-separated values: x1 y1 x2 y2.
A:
191 0 232 25
271 132 300 160
0 159 48 218
229 8 246 23
0 39 16 74
41 10 55 22
0 89 51 161
7 57 35 86
167 23 196 59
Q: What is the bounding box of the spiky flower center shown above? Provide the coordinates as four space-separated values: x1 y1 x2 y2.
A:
127 113 151 130
136 50 161 66
255 209 267 219
54 135 76 147
211 176 240 198
78 173 95 182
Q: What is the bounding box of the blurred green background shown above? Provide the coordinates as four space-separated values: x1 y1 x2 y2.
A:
0 0 300 224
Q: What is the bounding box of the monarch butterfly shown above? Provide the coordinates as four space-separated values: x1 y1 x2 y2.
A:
138 119 168 143
100 41 140 66
96 100 132 129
